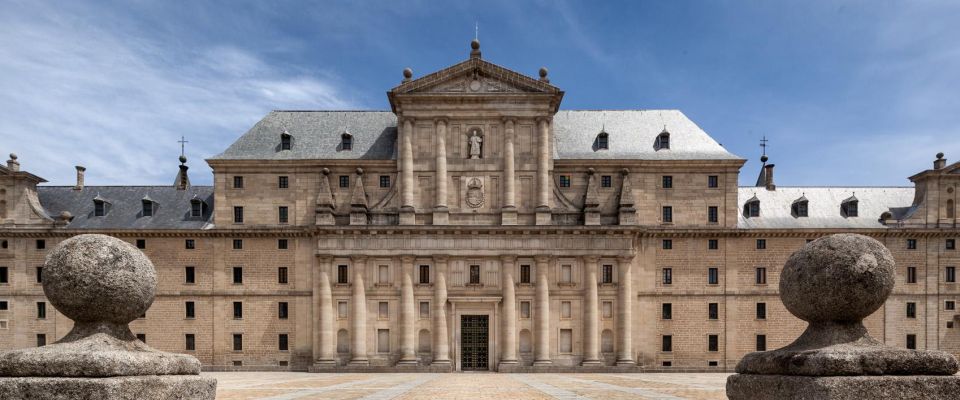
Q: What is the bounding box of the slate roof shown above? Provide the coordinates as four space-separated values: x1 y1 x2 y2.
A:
737 187 914 229
212 110 741 161
37 186 214 229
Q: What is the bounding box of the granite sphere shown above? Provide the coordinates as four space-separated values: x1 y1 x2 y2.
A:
780 234 894 323
42 234 157 324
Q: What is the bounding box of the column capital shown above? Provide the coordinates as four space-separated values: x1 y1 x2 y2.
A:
581 255 601 264
400 117 415 126
535 116 552 125
617 254 636 263
500 254 518 264
400 254 417 264
434 117 449 126
350 255 368 263
433 254 450 263
501 116 517 126
534 255 552 264
317 255 334 263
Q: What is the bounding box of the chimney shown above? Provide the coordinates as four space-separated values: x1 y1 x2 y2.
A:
764 164 776 191
74 166 86 190
6 153 19 171
934 152 946 170
178 165 189 190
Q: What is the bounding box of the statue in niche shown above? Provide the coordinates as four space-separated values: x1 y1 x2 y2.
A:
468 130 483 159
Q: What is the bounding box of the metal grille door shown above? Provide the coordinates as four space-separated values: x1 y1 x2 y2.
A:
460 315 489 370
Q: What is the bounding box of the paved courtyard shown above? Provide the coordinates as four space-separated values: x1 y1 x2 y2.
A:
207 372 732 400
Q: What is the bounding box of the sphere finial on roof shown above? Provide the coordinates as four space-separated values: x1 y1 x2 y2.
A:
760 155 769 163
402 67 413 80
179 155 187 164
937 152 945 160
539 67 548 78
471 39 480 50
9 153 17 160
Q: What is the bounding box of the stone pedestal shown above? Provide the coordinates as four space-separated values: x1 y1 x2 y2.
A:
727 374 960 400
0 375 216 400
535 207 551 225
399 207 415 225
618 208 637 225
584 209 600 225
500 206 517 225
433 207 449 225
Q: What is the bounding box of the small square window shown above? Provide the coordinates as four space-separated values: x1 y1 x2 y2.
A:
662 268 673 285
708 239 719 250
36 240 45 250
136 239 145 249
559 175 571 188
907 239 917 250
380 175 391 188
662 361 672 367
233 239 242 250
233 176 244 189
0 301 7 311
708 360 719 367
662 239 673 250
339 176 350 188
662 176 673 189
185 239 195 250
136 333 146 343
601 175 612 188
949 321 955 329
756 239 767 250
278 239 288 250
946 301 956 311
708 175 719 188
278 176 289 189
947 239 956 250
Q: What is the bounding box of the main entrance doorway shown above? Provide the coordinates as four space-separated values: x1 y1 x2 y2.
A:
460 315 489 370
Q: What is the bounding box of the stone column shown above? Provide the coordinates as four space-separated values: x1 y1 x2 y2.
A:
316 256 336 366
535 117 552 225
432 255 451 365
434 119 449 225
399 118 416 225
349 256 368 365
501 118 517 225
616 255 635 366
534 255 552 365
500 255 518 365
582 256 601 366
399 255 418 365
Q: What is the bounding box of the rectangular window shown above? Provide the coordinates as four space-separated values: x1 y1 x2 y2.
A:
191 201 202 217
709 239 719 250
662 268 673 285
338 301 348 319
1 266 8 284
708 175 719 188
906 334 917 350
756 267 767 284
906 302 916 318
946 301 956 311
278 176 289 189
469 265 480 284
561 264 572 283
185 334 195 351
662 335 672 352
662 303 672 320
907 239 917 250
136 239 145 249
233 334 243 351
559 175 571 188
142 201 153 217
561 301 572 319
708 334 719 352
185 301 195 319
662 239 673 250
602 301 613 319
708 268 719 285
559 329 573 353
378 265 389 284
35 267 42 283
419 265 430 284
947 267 957 283
907 267 917 284
662 176 673 189
756 335 767 351
36 240 45 250
278 267 288 284
185 266 195 284
947 239 956 250
339 175 349 188
756 239 767 250
708 303 719 320
662 206 673 223
95 201 105 216
37 334 46 347
185 239 195 250
378 302 389 319
232 267 243 284
708 206 718 223
37 302 46 319
602 265 614 283
520 265 531 284
520 301 531 318
278 239 288 249
377 329 390 353
337 265 348 284
0 301 7 310
601 175 612 188
233 302 242 319
233 206 244 223
278 334 289 351
278 302 289 319
757 303 767 320
278 206 289 224
233 176 244 189
419 301 430 319
379 175 390 188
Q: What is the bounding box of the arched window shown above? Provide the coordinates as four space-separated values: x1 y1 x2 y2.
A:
601 329 614 353
948 199 955 219
743 195 760 218
596 131 609 150
791 196 809 218
841 195 859 218
418 329 431 353
280 131 292 151
519 329 532 353
655 131 670 150
337 329 349 353
341 132 353 151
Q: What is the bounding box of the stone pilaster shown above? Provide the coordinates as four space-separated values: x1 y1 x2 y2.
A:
398 255 418 365
501 118 518 225
349 256 369 365
399 118 416 225
582 255 601 365
616 254 636 366
534 255 552 365
434 119 449 225
432 255 451 365
315 256 336 366
535 117 552 225
500 255 518 364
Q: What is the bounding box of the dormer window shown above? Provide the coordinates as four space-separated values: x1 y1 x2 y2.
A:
791 196 809 218
841 195 858 218
280 131 292 151
341 132 353 151
596 131 609 150
744 196 760 218
655 131 670 150
141 196 155 217
93 196 109 217
190 198 204 218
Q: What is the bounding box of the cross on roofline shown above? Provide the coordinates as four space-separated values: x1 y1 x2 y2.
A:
760 136 769 157
178 136 189 158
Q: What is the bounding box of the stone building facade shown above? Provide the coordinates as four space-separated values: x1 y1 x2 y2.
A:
1 41 958 372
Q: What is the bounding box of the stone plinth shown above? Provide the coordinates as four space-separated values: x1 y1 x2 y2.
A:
0 375 216 400
727 374 960 400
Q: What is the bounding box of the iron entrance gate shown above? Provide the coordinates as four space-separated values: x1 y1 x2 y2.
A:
460 315 489 370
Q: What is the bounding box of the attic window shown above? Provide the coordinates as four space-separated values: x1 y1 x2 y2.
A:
744 197 760 218
596 131 609 150
841 196 859 218
190 198 204 218
93 198 107 217
791 197 809 218
341 133 353 151
142 199 154 217
280 131 292 151
655 131 670 150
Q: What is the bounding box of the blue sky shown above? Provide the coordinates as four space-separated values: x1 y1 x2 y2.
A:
2 0 958 186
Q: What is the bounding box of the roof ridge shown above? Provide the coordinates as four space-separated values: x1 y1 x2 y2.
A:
39 185 215 188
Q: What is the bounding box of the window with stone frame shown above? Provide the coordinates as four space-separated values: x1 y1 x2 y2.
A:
662 206 673 223
278 239 288 249
185 266 195 284
596 132 609 150
520 301 531 319
378 265 389 284
662 303 672 320
907 238 917 250
708 175 719 188
947 266 957 283
419 301 429 319
232 302 242 319
602 301 613 319
233 334 243 351
278 176 289 189
0 266 7 284
377 329 390 353
756 239 767 249
708 303 719 320
278 267 288 284
906 334 916 350
278 206 289 224
280 132 292 151
662 176 673 189
708 239 719 250
278 333 289 351
469 265 481 284
756 302 767 320
338 301 348 319
37 334 46 347
662 268 673 285
233 176 244 189
906 302 916 318
755 267 767 284
185 239 195 250
233 206 244 223
379 175 390 188
708 334 719 352
520 264 531 284
232 267 243 284
278 302 289 319
946 301 956 311
559 329 573 353
560 264 572 284
708 206 718 223
907 266 917 284
339 175 349 188
142 200 153 217
36 302 46 319
662 335 672 352
185 301 195 319
601 175 612 188
602 265 614 284
341 133 353 151
337 265 348 284
756 334 767 351
559 175 571 188
708 268 719 285
419 265 430 284
560 301 571 319
662 239 672 250
185 334 195 351
378 302 389 320
947 239 956 250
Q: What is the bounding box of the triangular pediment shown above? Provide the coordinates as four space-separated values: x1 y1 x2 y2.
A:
391 58 560 95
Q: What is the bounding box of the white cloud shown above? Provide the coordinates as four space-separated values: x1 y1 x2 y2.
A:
0 2 359 186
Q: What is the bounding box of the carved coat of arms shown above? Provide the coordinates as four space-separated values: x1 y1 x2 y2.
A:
465 178 484 208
